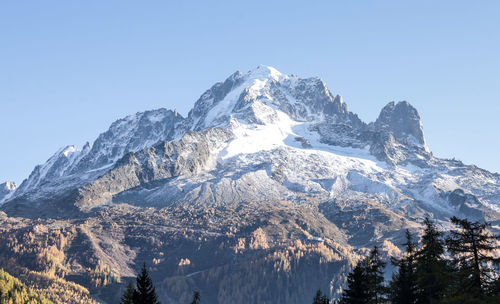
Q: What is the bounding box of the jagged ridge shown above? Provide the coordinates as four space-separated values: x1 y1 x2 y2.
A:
3 66 499 218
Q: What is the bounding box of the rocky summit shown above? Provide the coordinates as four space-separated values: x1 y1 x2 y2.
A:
0 181 17 204
1 66 499 304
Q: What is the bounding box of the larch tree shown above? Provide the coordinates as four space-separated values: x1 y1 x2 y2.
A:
446 216 500 299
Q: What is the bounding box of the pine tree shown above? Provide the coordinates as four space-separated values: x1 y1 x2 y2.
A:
135 263 160 304
339 246 386 304
121 282 137 304
389 230 417 304
191 291 200 304
339 261 368 304
446 216 500 299
365 246 387 304
313 289 330 304
414 218 449 304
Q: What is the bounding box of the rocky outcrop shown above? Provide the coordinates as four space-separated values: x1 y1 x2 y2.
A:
0 181 17 203
70 108 184 173
373 101 427 147
362 101 431 166
447 189 484 220
74 127 232 208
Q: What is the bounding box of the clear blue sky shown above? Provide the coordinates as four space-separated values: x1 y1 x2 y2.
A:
1 1 499 184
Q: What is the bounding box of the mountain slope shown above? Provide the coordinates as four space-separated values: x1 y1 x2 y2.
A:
0 269 53 304
1 66 499 303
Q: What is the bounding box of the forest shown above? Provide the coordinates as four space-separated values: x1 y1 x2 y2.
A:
314 216 500 304
120 216 500 304
0 269 52 304
2 215 499 304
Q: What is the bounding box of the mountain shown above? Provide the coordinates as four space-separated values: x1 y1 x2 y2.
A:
1 66 499 304
0 181 17 204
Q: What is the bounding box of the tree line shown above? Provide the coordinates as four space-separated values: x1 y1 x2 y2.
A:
314 216 500 304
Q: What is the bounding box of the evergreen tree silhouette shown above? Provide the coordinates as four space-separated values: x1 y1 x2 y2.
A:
339 246 386 304
339 261 367 304
190 291 200 304
135 263 160 304
312 289 330 304
320 217 500 304
389 230 417 304
414 218 449 304
121 282 137 304
365 246 387 304
446 216 500 300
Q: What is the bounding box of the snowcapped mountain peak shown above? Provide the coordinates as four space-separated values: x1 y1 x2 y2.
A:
14 144 83 195
244 65 285 82
1 181 17 192
2 66 500 243
8 68 438 206
42 145 81 171
62 145 78 157
186 66 361 132
0 181 17 204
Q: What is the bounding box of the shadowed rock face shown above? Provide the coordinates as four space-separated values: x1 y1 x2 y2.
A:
1 66 499 304
74 128 233 208
70 109 185 174
447 189 484 220
374 101 426 147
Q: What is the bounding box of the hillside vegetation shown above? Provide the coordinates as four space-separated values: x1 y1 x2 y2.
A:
0 269 52 304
